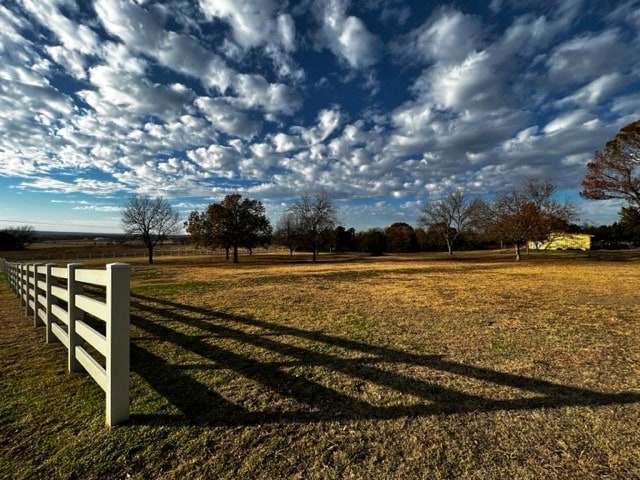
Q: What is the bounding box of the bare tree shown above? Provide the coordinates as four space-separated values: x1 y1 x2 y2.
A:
122 194 181 264
488 178 577 260
289 193 337 262
581 119 640 208
418 190 482 255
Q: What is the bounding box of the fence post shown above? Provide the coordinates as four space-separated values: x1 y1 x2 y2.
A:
25 264 33 316
15 263 19 294
19 263 26 308
105 263 130 425
67 263 83 373
45 264 54 344
5 262 10 291
32 264 42 327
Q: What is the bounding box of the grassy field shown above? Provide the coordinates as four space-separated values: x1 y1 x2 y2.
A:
1 250 639 479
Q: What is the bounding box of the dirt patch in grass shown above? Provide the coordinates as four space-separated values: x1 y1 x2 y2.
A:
1 251 639 479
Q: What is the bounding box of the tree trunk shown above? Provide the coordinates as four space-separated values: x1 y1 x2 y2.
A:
312 248 317 263
289 247 294 257
233 244 238 263
446 240 453 255
515 241 521 261
225 247 230 261
148 246 154 264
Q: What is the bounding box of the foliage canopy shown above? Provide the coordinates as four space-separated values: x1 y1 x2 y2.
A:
185 194 272 263
581 119 640 208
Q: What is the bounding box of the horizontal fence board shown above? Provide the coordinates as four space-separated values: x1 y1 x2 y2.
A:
75 294 107 322
50 267 68 279
37 308 46 323
51 285 67 301
76 320 107 357
75 269 108 287
37 279 47 290
51 323 69 348
37 294 46 305
28 299 35 310
51 304 69 326
76 346 107 392
36 265 48 274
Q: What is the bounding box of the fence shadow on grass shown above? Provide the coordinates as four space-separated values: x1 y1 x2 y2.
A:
127 293 640 427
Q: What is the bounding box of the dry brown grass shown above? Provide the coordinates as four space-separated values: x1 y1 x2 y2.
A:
1 250 639 479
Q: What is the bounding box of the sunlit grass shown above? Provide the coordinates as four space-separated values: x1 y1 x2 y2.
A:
1 251 639 479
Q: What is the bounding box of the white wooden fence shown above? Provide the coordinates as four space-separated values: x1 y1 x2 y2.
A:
1 259 130 426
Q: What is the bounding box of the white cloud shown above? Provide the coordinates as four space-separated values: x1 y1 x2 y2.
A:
423 50 502 111
194 97 261 138
18 177 125 196
95 0 233 93
197 0 303 82
198 0 278 49
272 132 303 153
543 110 591 135
45 46 88 79
317 0 380 69
85 64 193 120
556 73 629 106
277 14 297 52
233 74 302 114
302 108 342 144
408 8 482 64
546 29 630 86
22 0 100 55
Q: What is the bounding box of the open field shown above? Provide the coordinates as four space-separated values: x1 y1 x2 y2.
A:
1 250 639 479
0 240 197 262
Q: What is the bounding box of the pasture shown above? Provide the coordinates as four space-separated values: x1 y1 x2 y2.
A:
1 250 639 479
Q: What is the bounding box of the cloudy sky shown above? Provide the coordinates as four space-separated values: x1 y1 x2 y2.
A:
1 0 639 233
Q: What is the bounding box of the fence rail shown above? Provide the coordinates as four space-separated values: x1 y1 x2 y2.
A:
1 259 130 426
5 246 284 263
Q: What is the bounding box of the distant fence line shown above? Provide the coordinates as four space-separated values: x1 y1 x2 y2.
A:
1 259 130 426
7 247 287 262
8 248 210 262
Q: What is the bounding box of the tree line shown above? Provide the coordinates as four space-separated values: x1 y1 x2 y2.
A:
184 193 337 263
176 177 579 262
116 118 639 263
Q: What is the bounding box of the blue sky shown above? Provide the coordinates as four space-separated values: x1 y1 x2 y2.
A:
0 0 639 233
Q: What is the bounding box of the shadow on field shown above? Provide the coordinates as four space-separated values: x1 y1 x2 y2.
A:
127 293 640 427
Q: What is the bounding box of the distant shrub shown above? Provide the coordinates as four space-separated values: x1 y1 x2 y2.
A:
0 226 36 250
358 228 387 256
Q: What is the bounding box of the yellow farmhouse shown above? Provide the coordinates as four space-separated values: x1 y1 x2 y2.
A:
529 233 592 251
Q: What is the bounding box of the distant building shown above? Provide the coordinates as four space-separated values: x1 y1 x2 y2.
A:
529 233 592 251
